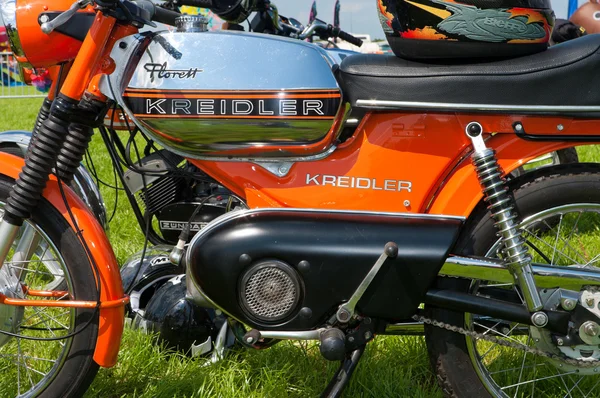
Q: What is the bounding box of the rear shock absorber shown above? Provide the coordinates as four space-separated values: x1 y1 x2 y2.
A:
465 122 546 320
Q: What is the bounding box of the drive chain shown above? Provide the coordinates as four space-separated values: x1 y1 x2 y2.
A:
413 314 600 369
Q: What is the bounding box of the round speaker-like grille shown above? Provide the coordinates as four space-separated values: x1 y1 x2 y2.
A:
242 262 300 322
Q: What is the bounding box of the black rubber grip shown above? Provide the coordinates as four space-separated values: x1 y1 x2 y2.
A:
337 30 363 47
177 0 213 8
153 6 180 26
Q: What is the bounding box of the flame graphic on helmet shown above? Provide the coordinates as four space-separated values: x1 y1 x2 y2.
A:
378 0 395 29
422 0 548 42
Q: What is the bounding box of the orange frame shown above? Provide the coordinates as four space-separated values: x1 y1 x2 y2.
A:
2 8 138 367
191 112 593 219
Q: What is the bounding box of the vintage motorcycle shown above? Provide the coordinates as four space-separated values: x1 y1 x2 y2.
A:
2 0 600 396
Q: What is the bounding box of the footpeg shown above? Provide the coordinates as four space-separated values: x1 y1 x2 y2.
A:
320 328 346 361
336 242 398 323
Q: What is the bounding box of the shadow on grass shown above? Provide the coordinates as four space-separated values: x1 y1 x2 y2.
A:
86 328 440 398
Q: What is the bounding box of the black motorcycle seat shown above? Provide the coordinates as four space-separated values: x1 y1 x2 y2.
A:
338 34 600 115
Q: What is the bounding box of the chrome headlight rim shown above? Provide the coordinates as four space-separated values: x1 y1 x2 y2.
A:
0 0 26 58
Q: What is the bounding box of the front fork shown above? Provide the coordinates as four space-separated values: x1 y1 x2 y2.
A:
0 94 105 267
465 122 547 323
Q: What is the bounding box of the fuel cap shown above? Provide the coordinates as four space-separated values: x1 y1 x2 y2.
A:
175 15 209 33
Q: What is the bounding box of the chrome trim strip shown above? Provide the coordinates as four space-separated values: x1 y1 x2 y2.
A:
197 145 338 163
384 322 425 335
187 209 465 260
188 207 466 260
259 329 324 341
356 100 600 113
440 256 600 289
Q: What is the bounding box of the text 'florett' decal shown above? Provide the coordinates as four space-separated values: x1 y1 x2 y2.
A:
144 62 202 81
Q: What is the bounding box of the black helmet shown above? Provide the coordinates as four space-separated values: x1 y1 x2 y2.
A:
120 246 184 319
213 0 256 23
136 275 234 357
377 0 555 59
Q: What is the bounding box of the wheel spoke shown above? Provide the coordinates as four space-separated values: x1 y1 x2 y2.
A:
473 322 524 346
20 310 70 330
500 371 579 390
530 355 537 398
16 336 20 396
583 377 600 398
556 368 576 398
566 375 586 398
513 334 532 398
488 362 546 376
560 212 582 257
5 264 62 278
522 231 581 265
0 353 56 363
540 219 590 265
550 215 564 266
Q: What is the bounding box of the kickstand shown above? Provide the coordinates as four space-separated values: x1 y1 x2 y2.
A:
321 346 366 398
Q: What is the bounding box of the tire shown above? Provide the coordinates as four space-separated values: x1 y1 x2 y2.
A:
425 164 600 398
0 177 99 398
556 147 579 164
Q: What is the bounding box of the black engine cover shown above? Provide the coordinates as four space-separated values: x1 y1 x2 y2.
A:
187 209 463 331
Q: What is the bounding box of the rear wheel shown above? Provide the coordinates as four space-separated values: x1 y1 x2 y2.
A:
426 166 600 397
511 147 579 178
0 177 99 397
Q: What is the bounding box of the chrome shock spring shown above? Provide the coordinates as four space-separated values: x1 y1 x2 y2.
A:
472 149 531 269
467 122 544 313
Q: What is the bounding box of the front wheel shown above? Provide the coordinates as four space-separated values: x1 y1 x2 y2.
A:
426 165 600 397
0 177 100 397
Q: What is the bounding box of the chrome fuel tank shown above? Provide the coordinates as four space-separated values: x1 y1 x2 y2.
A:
103 31 344 160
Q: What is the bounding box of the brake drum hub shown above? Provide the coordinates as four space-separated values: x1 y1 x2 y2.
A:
532 288 600 375
0 266 24 347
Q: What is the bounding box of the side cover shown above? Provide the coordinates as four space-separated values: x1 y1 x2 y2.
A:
187 209 463 331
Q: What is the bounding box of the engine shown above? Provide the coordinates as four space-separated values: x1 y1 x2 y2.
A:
121 149 243 245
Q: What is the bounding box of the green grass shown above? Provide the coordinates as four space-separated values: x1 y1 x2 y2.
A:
2 97 600 397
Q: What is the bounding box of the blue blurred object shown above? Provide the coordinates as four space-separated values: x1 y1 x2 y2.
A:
568 0 578 18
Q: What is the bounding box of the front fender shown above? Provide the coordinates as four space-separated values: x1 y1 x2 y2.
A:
0 131 108 230
0 152 124 368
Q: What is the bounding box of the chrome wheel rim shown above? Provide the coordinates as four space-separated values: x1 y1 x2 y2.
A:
0 207 75 398
465 204 600 397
